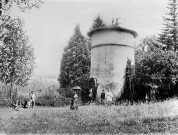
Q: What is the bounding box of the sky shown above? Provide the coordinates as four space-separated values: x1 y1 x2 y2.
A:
14 0 168 78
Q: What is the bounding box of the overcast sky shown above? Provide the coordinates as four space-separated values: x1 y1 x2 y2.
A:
16 0 168 77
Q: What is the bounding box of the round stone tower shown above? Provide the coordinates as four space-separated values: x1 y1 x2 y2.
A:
88 25 138 98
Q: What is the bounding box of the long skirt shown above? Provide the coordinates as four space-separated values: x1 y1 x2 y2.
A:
70 98 78 110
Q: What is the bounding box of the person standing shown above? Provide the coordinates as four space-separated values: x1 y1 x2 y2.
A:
29 91 36 108
105 89 113 106
74 91 78 99
100 90 105 105
88 88 93 105
70 91 78 110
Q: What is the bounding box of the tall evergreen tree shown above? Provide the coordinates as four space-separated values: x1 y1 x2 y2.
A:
121 59 135 104
58 25 90 88
90 15 106 31
159 0 178 51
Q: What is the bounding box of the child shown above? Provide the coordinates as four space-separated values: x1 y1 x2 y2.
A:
23 98 31 108
27 99 32 108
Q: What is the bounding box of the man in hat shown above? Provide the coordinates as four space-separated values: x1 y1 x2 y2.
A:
100 90 105 105
88 88 93 105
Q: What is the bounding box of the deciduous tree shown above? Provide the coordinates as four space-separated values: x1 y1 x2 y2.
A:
135 37 178 99
0 0 43 16
0 18 35 98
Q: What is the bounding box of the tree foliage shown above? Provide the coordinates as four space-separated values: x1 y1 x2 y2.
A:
135 36 178 100
0 0 43 16
90 15 106 31
134 0 178 100
58 25 90 88
121 59 135 104
159 0 178 51
0 18 35 93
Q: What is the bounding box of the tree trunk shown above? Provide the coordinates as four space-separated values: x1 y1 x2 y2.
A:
10 82 13 99
130 78 133 105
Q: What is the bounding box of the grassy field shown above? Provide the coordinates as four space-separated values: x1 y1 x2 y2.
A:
1 99 178 134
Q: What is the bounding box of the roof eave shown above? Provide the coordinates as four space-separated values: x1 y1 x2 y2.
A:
87 26 138 38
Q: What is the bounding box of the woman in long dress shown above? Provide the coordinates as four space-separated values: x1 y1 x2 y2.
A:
105 89 113 106
70 91 78 110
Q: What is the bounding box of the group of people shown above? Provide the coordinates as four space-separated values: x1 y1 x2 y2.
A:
12 91 36 111
12 89 114 111
70 88 114 110
88 88 114 105
100 89 114 106
24 91 36 108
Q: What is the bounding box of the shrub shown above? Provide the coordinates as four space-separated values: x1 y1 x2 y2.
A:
0 88 18 107
35 90 71 107
57 87 74 98
0 97 12 107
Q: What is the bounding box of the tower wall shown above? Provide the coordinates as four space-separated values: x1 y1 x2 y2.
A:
90 30 136 98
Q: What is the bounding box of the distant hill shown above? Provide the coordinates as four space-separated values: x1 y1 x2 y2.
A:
31 73 59 85
0 73 60 97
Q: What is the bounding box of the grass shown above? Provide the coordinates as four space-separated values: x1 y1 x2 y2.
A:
1 99 178 134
